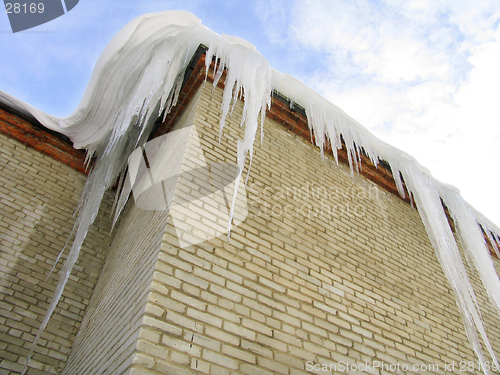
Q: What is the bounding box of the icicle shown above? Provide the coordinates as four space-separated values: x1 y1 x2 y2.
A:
204 33 272 233
494 234 500 257
44 225 75 282
398 163 499 373
244 146 253 187
482 228 500 259
390 165 406 198
440 188 500 326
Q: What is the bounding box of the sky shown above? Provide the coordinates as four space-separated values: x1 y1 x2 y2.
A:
1 0 499 226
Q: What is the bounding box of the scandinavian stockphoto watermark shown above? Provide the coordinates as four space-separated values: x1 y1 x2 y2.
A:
127 125 248 248
305 360 500 373
247 180 385 223
4 0 79 33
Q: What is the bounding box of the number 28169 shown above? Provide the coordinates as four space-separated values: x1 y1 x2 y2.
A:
5 3 45 13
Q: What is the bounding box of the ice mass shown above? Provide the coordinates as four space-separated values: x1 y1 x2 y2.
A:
1 10 500 373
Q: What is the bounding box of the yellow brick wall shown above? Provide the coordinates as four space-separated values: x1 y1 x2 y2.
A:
127 84 500 375
0 134 114 374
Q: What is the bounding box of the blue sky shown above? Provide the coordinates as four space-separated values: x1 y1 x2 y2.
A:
1 0 499 226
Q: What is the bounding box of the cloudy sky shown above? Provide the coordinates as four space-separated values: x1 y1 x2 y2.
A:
1 0 499 226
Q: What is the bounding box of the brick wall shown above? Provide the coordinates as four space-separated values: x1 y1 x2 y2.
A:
126 84 500 375
0 132 113 374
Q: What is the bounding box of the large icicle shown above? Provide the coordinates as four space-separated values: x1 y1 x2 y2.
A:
401 164 499 373
205 33 272 234
0 10 499 374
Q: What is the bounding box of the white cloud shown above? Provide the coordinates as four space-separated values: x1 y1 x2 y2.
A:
286 0 500 224
254 0 289 45
289 0 463 85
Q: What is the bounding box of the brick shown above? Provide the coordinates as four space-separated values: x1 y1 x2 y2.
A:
223 321 256 341
245 280 273 297
148 293 185 313
213 265 243 284
209 284 242 302
275 351 307 369
241 339 273 358
222 344 256 363
256 334 287 352
313 301 336 315
242 318 272 336
257 295 286 312
165 310 201 332
188 333 221 352
241 363 274 375
191 357 210 373
153 271 182 289
132 353 156 369
156 360 196 375
162 335 201 357
136 339 168 360
171 290 207 311
258 276 287 293
187 308 222 328
175 269 209 289
205 326 240 346
206 305 240 323
202 349 238 370
194 267 225 286
138 328 161 345
128 368 157 375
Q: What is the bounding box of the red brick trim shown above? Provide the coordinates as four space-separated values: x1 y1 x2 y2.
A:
0 108 88 174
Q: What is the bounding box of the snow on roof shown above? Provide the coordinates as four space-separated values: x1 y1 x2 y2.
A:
1 10 499 373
